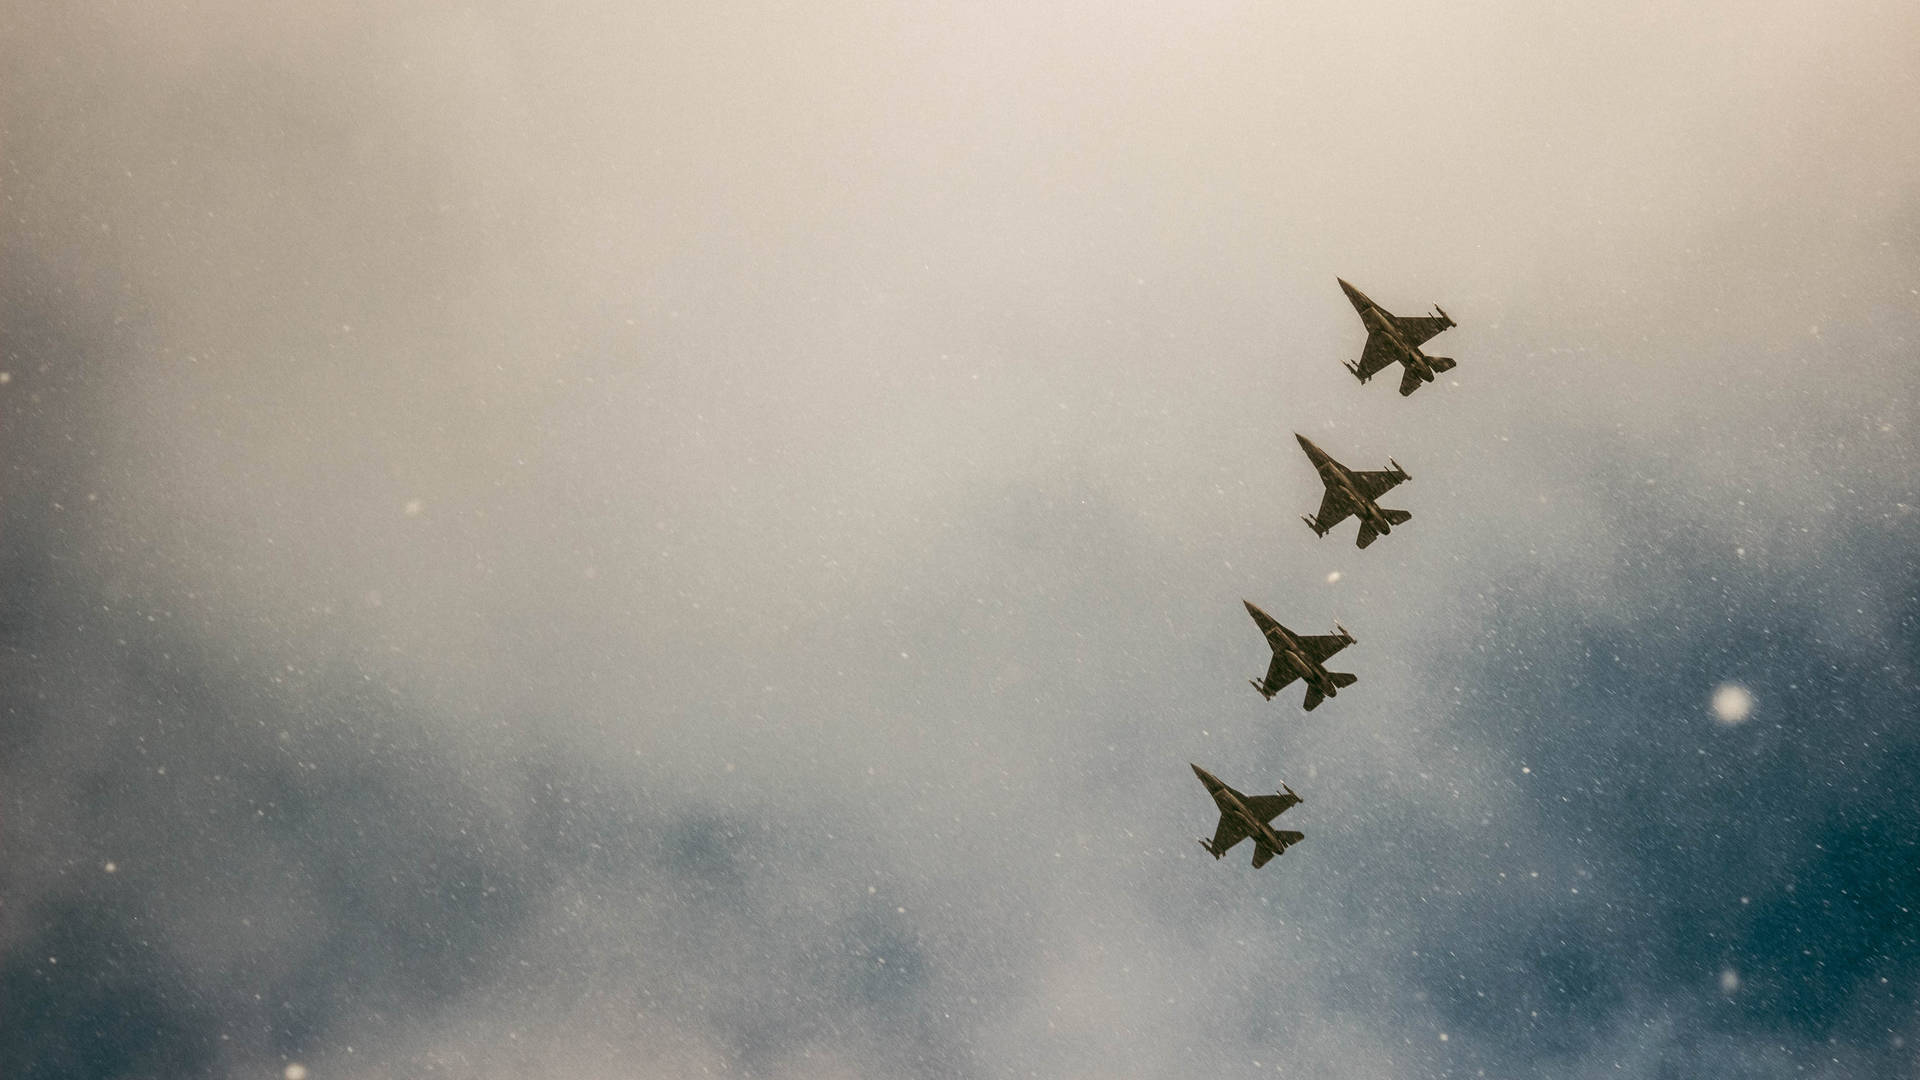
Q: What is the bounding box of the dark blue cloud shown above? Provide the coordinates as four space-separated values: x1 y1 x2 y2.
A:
1402 475 1920 1072
0 900 218 1080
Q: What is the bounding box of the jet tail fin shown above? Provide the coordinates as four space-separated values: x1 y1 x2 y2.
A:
1328 670 1357 689
1251 841 1277 869
1382 508 1412 527
1356 522 1380 549
1398 366 1424 396
1302 686 1326 711
1430 356 1456 373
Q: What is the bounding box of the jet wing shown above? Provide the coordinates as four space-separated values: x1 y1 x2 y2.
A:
1241 792 1300 823
1210 815 1249 856
1392 314 1452 347
1311 487 1356 531
1351 470 1406 502
1352 333 1400 380
1296 633 1351 665
1262 653 1302 693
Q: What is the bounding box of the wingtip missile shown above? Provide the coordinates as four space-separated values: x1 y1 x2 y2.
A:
1389 457 1409 481
1301 514 1324 535
1434 304 1453 328
1334 621 1353 644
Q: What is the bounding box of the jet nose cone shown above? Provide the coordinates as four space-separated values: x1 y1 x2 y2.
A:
1191 763 1218 785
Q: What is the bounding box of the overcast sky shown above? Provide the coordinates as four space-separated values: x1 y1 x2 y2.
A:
4 2 1918 1078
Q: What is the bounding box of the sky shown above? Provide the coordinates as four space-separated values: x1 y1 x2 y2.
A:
3 2 1918 1078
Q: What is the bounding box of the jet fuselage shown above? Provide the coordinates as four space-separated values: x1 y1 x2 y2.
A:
1356 301 1438 384
1264 624 1340 699
1298 434 1397 539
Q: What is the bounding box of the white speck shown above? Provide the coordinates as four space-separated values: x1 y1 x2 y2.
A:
1521 766 1531 774
1438 1032 1449 1042
1712 684 1754 725
402 498 423 517
1325 571 1342 584
0 372 11 384
285 1065 310 1080
103 862 116 873
1719 968 1740 994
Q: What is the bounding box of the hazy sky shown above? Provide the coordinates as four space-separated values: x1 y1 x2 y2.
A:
4 3 1918 1078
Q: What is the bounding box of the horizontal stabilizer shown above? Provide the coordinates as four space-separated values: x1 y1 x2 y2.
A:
1356 522 1380 549
1328 670 1357 689
1383 508 1412 527
1398 366 1424 396
1302 686 1326 711
1430 356 1456 373
1251 841 1277 869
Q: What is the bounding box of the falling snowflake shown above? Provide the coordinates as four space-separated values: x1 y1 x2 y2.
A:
1712 684 1754 725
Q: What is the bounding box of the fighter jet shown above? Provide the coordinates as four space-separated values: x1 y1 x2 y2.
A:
1338 278 1457 397
1243 599 1356 711
1192 764 1304 868
1296 433 1412 549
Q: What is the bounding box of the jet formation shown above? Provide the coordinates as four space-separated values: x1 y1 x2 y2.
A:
1192 278 1463 869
